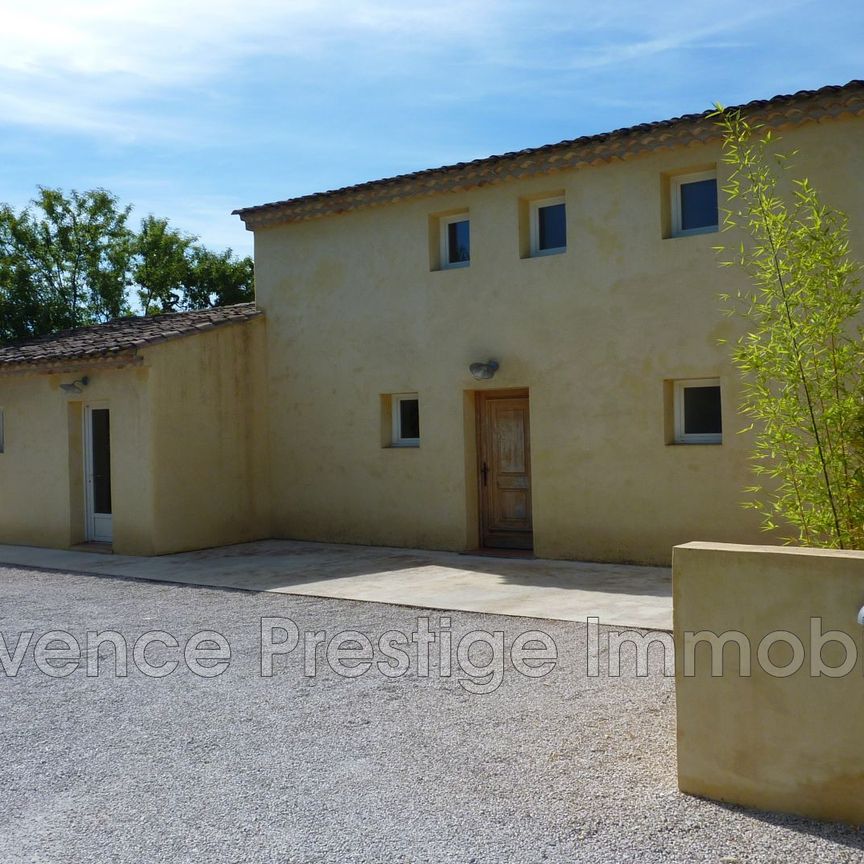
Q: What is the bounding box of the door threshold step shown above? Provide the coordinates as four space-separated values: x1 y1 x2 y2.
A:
70 543 114 555
461 548 536 559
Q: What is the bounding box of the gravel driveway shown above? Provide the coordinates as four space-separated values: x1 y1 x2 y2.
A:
1 566 862 863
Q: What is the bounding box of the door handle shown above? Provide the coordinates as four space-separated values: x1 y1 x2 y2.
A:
481 462 489 486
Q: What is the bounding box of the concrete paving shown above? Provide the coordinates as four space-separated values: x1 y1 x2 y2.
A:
0 539 672 630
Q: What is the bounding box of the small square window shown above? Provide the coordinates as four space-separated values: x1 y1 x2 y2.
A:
674 379 722 444
530 197 566 256
671 171 718 237
392 394 420 447
440 214 470 269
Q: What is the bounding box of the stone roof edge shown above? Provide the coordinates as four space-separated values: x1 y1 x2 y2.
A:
234 82 864 230
0 352 142 377
0 308 264 374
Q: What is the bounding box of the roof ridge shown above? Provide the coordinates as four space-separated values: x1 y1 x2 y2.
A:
234 80 864 228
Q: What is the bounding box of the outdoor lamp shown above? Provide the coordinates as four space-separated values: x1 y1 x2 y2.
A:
469 360 499 380
60 376 89 394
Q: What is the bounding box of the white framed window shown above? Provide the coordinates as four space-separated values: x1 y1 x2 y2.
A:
674 379 722 444
391 394 420 447
440 214 470 269
530 196 566 256
671 170 718 237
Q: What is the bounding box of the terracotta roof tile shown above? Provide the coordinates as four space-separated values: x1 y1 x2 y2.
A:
0 303 260 371
234 81 864 229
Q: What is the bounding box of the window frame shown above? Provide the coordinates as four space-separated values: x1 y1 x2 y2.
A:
440 213 470 270
529 196 567 257
670 170 718 237
674 378 722 444
391 393 420 447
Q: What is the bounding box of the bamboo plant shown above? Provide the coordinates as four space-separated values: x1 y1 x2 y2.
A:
713 107 864 548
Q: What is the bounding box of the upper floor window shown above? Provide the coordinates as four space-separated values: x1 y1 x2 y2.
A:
674 379 722 444
440 214 470 269
530 197 566 256
671 170 718 237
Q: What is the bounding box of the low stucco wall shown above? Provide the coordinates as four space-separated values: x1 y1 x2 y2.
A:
674 541 864 825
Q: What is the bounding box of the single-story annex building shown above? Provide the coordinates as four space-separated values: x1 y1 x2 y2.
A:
0 305 268 555
1 81 863 563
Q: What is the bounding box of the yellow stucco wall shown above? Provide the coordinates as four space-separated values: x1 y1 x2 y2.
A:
3 116 861 564
674 541 864 825
146 317 271 553
0 364 155 554
0 317 268 556
252 116 864 564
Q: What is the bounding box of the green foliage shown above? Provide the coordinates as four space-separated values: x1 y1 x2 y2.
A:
713 107 864 548
133 217 254 315
183 246 255 312
133 216 194 315
0 187 254 342
0 188 133 340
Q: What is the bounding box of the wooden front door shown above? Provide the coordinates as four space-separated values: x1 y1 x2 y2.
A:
478 390 533 549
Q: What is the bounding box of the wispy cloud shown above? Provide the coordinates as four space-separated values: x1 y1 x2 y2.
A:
0 0 490 137
0 0 804 140
1 0 858 251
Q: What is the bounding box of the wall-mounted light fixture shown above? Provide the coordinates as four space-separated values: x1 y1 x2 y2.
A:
59 376 89 394
469 360 499 381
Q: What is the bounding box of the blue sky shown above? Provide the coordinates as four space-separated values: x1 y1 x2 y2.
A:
1 1 861 257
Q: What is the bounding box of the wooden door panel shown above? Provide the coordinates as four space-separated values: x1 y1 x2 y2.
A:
495 489 531 524
479 393 533 549
494 407 527 473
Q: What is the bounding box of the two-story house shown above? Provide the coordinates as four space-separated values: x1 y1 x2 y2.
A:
2 81 862 564
232 81 864 564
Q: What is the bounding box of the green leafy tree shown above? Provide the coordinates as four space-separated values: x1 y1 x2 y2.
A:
182 246 254 310
0 187 255 341
132 219 254 315
133 216 194 315
714 107 864 548
0 187 133 341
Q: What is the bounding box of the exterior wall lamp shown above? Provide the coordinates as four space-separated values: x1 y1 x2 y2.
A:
469 361 499 381
60 376 89 394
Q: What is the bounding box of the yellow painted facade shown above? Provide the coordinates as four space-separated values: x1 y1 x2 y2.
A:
2 96 863 563
250 115 864 564
674 541 864 825
0 318 269 555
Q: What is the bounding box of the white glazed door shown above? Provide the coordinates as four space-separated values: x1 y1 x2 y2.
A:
85 405 113 543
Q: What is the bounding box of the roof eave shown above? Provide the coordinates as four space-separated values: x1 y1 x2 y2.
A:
234 80 864 231
0 306 264 374
0 351 142 377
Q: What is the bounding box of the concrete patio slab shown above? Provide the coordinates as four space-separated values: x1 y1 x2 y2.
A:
0 539 672 630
